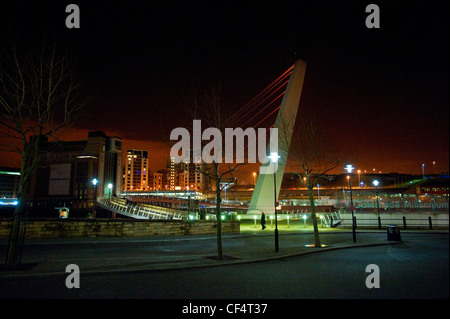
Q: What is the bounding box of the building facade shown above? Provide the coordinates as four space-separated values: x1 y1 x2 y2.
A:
27 131 122 209
181 162 214 192
149 172 163 190
122 149 149 192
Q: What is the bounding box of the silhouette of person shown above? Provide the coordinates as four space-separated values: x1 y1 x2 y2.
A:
261 212 266 230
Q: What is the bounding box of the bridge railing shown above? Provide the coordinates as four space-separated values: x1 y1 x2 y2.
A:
339 212 449 229
96 197 186 220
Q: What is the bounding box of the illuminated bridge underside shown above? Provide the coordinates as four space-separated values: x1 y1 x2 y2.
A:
96 197 185 220
248 59 307 215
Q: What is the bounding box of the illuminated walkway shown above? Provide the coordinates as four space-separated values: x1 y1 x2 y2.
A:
96 197 186 220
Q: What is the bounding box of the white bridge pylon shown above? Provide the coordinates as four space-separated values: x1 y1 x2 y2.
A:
247 59 307 215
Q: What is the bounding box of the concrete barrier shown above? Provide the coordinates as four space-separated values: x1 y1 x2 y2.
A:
0 218 240 239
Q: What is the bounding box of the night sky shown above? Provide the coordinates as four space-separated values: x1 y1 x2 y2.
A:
1 0 449 178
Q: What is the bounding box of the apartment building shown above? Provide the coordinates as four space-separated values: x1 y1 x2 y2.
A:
122 149 149 192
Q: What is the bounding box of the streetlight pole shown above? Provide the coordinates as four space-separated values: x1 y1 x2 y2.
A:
373 180 381 228
422 163 425 179
269 152 280 252
357 170 361 188
345 165 356 243
91 178 98 217
108 183 113 200
186 186 190 218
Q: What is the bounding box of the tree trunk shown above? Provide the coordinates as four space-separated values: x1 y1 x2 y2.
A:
5 139 37 268
215 177 223 260
5 175 28 268
308 186 321 248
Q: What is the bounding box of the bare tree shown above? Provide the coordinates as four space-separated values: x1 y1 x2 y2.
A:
189 86 246 260
0 40 85 268
282 115 340 247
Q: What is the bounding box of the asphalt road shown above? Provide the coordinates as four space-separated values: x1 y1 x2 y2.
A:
0 233 447 300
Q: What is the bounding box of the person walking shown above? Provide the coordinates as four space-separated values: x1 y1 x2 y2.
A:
261 212 266 230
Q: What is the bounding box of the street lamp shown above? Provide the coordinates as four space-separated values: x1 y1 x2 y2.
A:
373 179 381 228
357 170 361 187
253 172 257 186
422 163 425 179
107 183 113 199
91 178 98 217
345 164 356 243
268 152 280 252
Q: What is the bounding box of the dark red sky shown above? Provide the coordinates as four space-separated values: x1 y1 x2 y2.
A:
1 0 449 177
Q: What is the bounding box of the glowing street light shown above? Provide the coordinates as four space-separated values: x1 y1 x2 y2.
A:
345 164 356 243
422 163 425 179
268 152 281 252
345 164 354 174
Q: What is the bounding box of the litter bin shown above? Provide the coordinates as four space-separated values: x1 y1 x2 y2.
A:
387 225 401 241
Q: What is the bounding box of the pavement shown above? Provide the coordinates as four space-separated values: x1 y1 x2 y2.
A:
0 222 447 278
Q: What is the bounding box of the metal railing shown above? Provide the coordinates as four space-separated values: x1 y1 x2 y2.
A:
339 214 449 229
96 197 186 220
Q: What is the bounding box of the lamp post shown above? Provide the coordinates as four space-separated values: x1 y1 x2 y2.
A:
373 180 381 228
357 170 361 188
186 186 190 218
268 152 280 252
345 164 356 243
422 163 425 179
91 178 98 217
107 183 113 200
